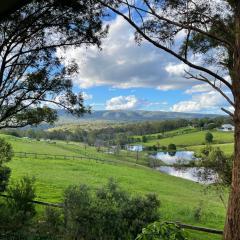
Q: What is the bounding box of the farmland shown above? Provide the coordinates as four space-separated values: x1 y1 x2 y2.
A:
135 127 234 155
0 133 229 240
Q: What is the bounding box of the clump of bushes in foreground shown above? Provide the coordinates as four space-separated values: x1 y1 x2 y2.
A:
0 178 160 239
46 178 160 239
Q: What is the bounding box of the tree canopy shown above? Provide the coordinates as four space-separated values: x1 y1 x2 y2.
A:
0 0 107 128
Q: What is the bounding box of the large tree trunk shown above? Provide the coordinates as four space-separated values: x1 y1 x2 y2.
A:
224 108 240 239
224 4 240 239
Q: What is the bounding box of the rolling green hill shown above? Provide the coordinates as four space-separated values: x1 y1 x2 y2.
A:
0 134 227 240
139 130 233 147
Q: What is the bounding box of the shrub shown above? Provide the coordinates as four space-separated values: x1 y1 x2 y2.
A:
0 138 13 164
199 147 232 185
168 143 177 152
142 135 148 143
0 138 13 193
205 132 213 143
161 146 167 151
40 207 64 238
63 179 160 240
136 221 188 240
0 176 36 235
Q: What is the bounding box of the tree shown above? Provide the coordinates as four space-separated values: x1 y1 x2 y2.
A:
0 0 107 128
205 132 214 143
168 143 177 152
142 135 148 143
0 138 13 193
97 1 238 238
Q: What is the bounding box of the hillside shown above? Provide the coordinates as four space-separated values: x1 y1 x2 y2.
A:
134 128 234 155
56 110 220 124
1 134 226 240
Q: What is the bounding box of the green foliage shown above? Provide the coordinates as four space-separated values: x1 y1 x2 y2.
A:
0 166 11 192
0 138 13 164
63 179 160 239
40 207 64 239
205 132 214 143
6 177 36 222
199 147 232 186
0 138 13 192
0 0 107 128
142 135 148 143
136 222 188 240
168 143 177 152
0 176 36 235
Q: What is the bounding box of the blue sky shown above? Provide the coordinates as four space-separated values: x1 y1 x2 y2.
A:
57 15 232 114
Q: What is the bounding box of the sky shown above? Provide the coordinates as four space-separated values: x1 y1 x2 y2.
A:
57 15 232 114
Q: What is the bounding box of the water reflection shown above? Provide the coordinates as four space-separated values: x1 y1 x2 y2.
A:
126 145 143 152
156 166 216 184
151 151 196 164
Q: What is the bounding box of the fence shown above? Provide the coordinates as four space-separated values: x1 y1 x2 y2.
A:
13 151 150 168
14 151 116 164
0 193 223 236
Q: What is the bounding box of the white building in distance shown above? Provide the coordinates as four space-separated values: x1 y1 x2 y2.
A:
218 124 235 132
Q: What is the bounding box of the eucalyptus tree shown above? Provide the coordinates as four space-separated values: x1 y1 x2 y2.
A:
0 0 107 128
97 0 239 239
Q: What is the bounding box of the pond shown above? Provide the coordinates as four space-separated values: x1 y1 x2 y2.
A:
126 145 143 152
151 151 196 164
155 166 216 184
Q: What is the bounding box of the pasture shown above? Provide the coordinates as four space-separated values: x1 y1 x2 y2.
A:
0 134 228 240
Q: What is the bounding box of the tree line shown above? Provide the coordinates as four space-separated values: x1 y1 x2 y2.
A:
2 116 232 147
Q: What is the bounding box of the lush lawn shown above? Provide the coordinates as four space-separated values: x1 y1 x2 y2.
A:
186 143 234 156
0 134 227 240
139 130 233 148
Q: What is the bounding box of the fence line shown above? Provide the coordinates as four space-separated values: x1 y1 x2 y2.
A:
167 221 223 235
0 193 223 236
14 151 116 164
0 194 63 208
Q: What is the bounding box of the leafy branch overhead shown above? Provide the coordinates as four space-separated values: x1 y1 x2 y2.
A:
99 0 234 116
0 0 107 128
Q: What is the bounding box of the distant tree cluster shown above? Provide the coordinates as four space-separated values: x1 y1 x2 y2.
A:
2 117 231 147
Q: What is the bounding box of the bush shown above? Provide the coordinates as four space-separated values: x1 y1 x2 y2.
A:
142 135 148 143
40 207 64 239
199 147 232 185
0 176 36 235
136 221 188 240
205 132 213 143
0 166 11 192
168 143 177 152
161 146 167 151
63 179 160 239
0 138 13 193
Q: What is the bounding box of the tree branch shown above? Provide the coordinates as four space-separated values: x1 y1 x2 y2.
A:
99 0 233 92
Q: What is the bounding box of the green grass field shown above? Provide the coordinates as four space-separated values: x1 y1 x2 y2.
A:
140 130 233 147
0 134 227 240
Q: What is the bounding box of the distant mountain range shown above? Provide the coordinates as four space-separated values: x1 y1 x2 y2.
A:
57 110 220 123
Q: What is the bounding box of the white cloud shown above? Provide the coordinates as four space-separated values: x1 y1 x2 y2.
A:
82 91 93 100
56 16 196 90
171 91 228 113
185 84 212 94
165 63 189 76
105 95 140 110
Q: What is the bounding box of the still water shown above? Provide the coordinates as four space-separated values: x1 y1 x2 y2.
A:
151 151 196 164
156 166 216 184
